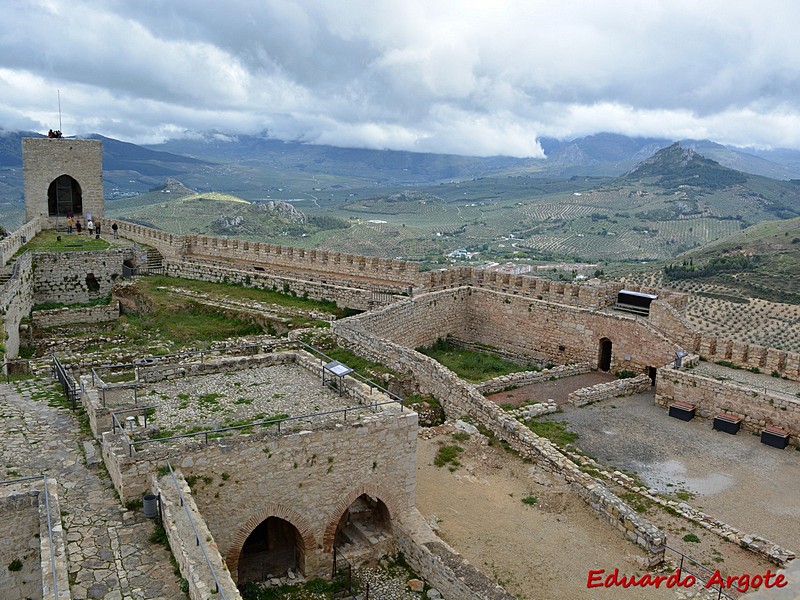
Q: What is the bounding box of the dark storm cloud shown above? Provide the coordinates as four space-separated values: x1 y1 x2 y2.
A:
1 0 799 155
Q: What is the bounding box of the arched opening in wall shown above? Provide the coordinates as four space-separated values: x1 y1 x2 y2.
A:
237 517 305 585
47 175 83 217
598 338 612 372
333 494 392 553
648 366 657 385
85 273 100 293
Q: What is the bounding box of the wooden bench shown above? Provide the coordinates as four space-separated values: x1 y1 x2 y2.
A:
761 426 790 449
669 401 696 421
713 413 741 435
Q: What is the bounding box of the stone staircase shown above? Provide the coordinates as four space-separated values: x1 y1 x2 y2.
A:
144 247 165 274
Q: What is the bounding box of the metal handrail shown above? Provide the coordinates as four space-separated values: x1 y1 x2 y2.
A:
52 354 79 410
664 545 737 599
128 398 400 455
165 462 228 599
0 475 59 599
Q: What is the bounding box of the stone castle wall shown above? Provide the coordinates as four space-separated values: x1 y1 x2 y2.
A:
31 302 120 329
653 301 800 381
332 315 667 565
32 249 128 306
0 217 43 267
0 253 35 359
655 367 800 446
165 259 381 311
155 472 242 600
349 287 678 374
106 220 800 380
101 409 417 578
23 138 104 227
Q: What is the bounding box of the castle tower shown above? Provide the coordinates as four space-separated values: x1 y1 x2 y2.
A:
22 138 104 228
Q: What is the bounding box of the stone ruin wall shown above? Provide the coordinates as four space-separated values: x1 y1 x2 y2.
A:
0 253 35 359
114 221 419 293
463 288 677 373
649 300 800 381
421 267 689 310
353 286 678 374
165 259 380 311
0 478 70 600
154 472 242 600
0 216 43 266
331 313 667 565
32 249 128 306
101 411 417 578
184 234 419 290
30 302 120 330
655 367 800 446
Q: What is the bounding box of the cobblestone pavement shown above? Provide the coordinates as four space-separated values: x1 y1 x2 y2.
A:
0 377 183 600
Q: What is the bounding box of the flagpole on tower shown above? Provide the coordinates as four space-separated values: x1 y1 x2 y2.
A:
58 89 62 132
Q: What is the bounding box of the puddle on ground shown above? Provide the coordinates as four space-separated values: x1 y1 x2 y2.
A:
632 459 735 495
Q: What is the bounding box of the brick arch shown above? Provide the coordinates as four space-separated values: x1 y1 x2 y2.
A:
322 483 403 552
225 504 316 582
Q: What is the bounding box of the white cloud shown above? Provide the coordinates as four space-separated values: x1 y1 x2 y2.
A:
1 0 799 154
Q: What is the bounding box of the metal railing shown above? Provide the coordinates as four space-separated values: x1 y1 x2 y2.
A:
0 475 60 599
125 400 400 456
52 354 79 410
665 545 738 599
165 462 228 599
2 359 32 382
95 339 407 455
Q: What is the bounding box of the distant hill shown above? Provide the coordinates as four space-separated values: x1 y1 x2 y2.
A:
666 217 800 303
624 143 749 190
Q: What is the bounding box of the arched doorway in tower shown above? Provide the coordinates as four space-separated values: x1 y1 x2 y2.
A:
237 517 305 584
598 338 613 372
47 175 83 217
333 494 392 554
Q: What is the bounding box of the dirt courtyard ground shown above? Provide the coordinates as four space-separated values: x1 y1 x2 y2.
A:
415 428 678 600
538 390 800 553
414 396 795 599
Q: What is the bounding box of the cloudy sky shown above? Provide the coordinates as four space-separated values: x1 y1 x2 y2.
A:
2 0 800 157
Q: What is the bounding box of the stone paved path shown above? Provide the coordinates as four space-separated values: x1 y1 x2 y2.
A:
0 377 183 600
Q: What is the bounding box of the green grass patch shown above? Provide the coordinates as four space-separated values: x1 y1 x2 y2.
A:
136 274 353 318
417 338 530 383
33 294 113 312
683 533 701 543
619 491 655 514
15 229 111 254
521 495 538 506
523 419 579 446
434 444 464 470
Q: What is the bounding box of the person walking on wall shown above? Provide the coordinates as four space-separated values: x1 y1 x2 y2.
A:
67 215 73 234
111 222 119 239
95 219 101 236
87 219 94 237
76 220 82 235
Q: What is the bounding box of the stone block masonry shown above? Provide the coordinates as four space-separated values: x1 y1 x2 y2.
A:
0 252 35 359
0 477 71 600
349 286 678 375
0 216 43 267
101 407 417 579
32 249 129 306
23 138 104 228
154 471 242 600
655 367 800 446
31 302 120 330
476 363 592 395
333 310 667 565
568 374 652 406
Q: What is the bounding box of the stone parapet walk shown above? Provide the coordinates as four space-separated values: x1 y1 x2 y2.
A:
0 378 183 600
